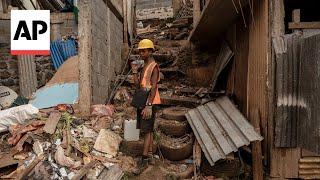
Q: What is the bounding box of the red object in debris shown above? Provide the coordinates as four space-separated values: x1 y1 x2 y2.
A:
55 104 74 114
91 104 114 117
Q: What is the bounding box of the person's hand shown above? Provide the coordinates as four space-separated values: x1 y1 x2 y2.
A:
141 106 152 119
131 62 139 74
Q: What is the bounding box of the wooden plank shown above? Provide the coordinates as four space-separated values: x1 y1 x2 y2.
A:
289 22 320 29
78 0 93 116
101 165 123 180
71 160 98 180
193 0 201 26
251 109 263 180
16 155 44 180
0 152 20 169
43 111 61 134
270 148 300 178
246 0 269 169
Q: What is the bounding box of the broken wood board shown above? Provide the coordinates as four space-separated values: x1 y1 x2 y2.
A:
98 165 123 180
0 152 20 169
289 22 320 29
43 111 61 134
71 160 98 180
16 155 44 180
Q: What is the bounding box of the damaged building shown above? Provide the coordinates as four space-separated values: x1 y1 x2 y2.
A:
0 0 320 179
189 0 320 179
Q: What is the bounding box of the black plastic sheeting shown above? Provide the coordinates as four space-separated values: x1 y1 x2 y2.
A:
274 32 320 154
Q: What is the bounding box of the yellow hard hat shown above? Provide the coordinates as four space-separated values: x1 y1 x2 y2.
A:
138 39 154 50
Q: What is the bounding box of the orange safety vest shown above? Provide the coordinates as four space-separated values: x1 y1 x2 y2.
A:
140 61 161 105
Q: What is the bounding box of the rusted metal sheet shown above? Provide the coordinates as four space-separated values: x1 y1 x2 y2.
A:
274 32 320 154
299 157 320 179
298 33 320 154
185 96 263 165
18 55 38 98
274 33 301 148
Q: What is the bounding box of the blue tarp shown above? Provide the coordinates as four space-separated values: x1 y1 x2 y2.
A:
50 39 77 69
29 83 78 109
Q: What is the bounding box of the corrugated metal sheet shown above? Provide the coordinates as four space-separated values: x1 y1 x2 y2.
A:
17 55 38 98
274 33 301 148
274 32 320 154
185 96 263 165
50 39 77 69
211 42 234 89
298 33 320 154
299 157 320 179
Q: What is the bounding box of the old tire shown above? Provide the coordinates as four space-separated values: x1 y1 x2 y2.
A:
120 140 157 157
162 107 190 121
160 134 194 161
156 118 190 136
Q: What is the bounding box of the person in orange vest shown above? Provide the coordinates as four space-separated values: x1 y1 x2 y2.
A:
131 39 161 168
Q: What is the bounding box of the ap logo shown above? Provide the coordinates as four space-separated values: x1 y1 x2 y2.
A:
11 10 50 55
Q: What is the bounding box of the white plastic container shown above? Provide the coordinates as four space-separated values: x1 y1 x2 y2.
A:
124 119 140 141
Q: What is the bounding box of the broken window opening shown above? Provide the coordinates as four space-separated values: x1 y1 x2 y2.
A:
284 0 320 34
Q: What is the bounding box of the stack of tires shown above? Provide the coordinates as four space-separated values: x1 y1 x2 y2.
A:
156 106 194 161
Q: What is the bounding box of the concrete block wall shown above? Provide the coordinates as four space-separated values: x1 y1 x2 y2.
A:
91 0 110 104
91 0 123 104
79 0 124 112
60 13 78 36
51 12 78 37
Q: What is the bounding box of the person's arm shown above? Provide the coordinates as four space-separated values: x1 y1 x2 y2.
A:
142 66 159 119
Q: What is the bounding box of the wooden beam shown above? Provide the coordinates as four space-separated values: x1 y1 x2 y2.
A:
251 109 263 180
16 155 44 180
193 0 201 26
292 9 301 33
189 0 249 44
78 0 93 116
288 22 320 29
43 111 61 134
71 160 98 180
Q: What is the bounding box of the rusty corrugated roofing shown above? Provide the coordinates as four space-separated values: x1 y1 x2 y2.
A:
185 96 263 165
299 157 320 179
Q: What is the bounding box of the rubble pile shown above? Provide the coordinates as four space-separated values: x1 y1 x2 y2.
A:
0 105 141 179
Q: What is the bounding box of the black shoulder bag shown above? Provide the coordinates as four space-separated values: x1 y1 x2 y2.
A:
131 62 156 109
